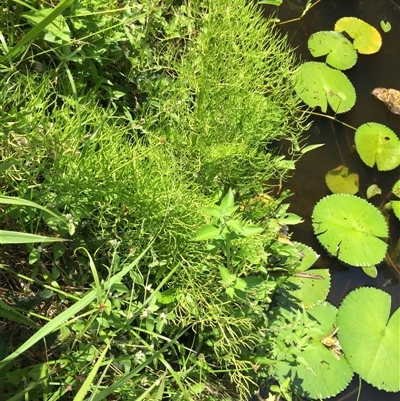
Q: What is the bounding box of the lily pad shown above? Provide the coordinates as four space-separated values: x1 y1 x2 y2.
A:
275 303 353 400
355 123 400 171
325 165 359 194
366 184 381 199
312 194 388 267
391 201 400 221
334 17 382 54
337 288 400 392
308 31 357 70
392 180 400 198
295 62 356 113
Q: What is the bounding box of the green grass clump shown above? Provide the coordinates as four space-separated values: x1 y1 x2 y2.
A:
0 0 308 400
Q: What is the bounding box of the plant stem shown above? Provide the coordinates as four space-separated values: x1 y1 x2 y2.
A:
302 110 357 131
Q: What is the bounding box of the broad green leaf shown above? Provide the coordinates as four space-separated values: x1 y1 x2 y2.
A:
226 219 244 234
325 165 359 194
335 17 382 54
366 184 381 199
355 123 400 171
220 188 235 210
308 31 357 70
22 9 71 43
337 288 400 392
202 206 221 219
295 62 356 113
241 225 264 237
312 194 388 267
380 20 392 33
219 265 233 282
0 230 66 244
277 213 304 225
0 161 15 173
274 303 353 399
189 383 206 394
234 277 247 290
192 225 220 241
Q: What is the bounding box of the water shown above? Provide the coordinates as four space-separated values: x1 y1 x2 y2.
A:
262 1 400 400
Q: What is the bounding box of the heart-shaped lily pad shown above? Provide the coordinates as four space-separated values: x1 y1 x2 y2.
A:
334 17 382 54
355 122 400 171
308 31 357 70
325 165 359 194
337 287 400 392
295 62 356 113
274 303 353 399
392 180 400 198
312 194 388 267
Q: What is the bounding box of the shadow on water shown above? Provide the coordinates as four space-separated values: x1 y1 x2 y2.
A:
262 1 400 400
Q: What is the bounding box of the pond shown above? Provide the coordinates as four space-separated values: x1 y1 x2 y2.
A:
262 1 399 400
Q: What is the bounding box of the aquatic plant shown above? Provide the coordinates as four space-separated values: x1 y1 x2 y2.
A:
325 165 359 194
294 61 356 113
354 122 400 171
307 30 357 70
337 287 400 392
312 194 388 267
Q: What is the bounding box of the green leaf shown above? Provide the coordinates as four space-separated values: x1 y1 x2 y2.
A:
192 225 220 241
226 219 244 234
0 161 15 173
355 123 400 171
278 213 304 225
219 265 234 283
325 165 359 194
234 277 247 290
0 0 74 62
366 184 381 199
241 225 264 237
274 303 353 399
380 20 391 33
225 287 235 298
295 62 356 113
362 265 377 278
258 0 283 5
312 194 388 267
300 143 325 154
220 188 235 211
391 201 400 221
22 9 71 43
335 17 382 54
337 288 399 392
189 382 206 395
392 180 400 198
203 206 221 219
0 230 66 244
308 31 357 70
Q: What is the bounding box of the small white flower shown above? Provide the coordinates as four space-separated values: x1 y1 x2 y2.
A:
144 284 152 292
160 312 167 320
135 351 145 363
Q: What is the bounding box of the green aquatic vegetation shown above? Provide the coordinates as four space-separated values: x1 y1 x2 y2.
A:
355 122 400 171
312 194 388 267
334 17 382 54
380 20 392 33
389 180 400 221
272 302 353 400
325 165 359 194
276 242 331 308
294 61 356 113
308 31 357 70
337 287 400 392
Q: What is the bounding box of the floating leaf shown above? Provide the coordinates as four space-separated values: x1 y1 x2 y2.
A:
312 194 388 267
295 62 356 113
275 303 353 399
308 31 357 70
380 20 392 33
362 265 377 278
278 243 331 308
355 123 400 171
391 201 400 221
325 165 359 194
337 288 400 392
392 180 400 198
366 184 381 199
371 88 400 115
334 17 382 54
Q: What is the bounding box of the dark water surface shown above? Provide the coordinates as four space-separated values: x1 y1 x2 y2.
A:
262 1 400 400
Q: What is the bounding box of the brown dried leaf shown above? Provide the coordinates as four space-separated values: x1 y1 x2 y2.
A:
371 88 400 115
